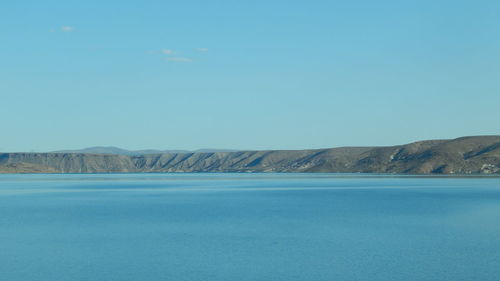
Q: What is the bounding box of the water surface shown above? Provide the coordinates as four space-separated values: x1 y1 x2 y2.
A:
1 174 499 281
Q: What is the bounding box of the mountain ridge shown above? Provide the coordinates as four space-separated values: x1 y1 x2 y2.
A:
51 146 238 155
1 136 499 174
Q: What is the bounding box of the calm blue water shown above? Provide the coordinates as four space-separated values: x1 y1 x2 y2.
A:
1 173 499 281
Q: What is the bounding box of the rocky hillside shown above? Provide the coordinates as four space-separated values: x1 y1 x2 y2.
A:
1 136 499 174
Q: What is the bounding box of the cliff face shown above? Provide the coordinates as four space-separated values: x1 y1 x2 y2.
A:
1 136 499 174
0 153 136 173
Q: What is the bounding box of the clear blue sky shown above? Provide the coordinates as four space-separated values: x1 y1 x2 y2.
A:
1 0 499 152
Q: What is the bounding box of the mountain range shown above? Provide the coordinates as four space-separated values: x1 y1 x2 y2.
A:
1 136 499 174
51 147 238 155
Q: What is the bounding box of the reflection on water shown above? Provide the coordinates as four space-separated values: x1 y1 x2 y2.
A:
1 174 499 281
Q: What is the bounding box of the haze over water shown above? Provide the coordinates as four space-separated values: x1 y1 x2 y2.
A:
1 174 500 281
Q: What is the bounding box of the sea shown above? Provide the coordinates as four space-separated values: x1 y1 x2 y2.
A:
1 173 499 281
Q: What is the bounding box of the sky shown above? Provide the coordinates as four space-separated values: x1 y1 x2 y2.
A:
1 0 499 152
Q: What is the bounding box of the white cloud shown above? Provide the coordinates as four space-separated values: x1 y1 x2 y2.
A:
61 26 74 32
162 49 174 55
196 48 209 52
166 57 193 63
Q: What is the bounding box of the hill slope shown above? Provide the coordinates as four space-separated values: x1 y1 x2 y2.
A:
1 136 499 174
